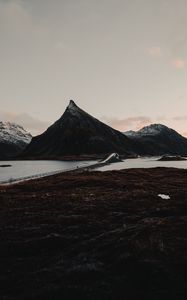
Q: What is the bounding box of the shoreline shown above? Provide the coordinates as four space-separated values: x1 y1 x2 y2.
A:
1 160 187 186
0 160 103 186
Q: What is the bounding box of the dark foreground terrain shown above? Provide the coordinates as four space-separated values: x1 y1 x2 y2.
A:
0 168 187 300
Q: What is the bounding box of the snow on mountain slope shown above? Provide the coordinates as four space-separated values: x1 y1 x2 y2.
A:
0 122 32 145
124 130 138 137
138 124 173 135
124 123 187 156
124 124 179 137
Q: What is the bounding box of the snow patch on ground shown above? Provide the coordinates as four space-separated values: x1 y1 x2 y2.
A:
102 153 120 163
158 194 170 200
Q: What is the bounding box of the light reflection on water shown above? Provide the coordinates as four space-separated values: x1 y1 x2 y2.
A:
0 160 95 183
1 157 187 184
97 157 187 171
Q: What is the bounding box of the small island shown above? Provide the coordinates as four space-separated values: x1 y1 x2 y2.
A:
158 155 187 161
0 164 12 168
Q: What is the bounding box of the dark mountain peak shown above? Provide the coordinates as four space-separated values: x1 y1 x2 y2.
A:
21 100 133 157
67 99 78 110
64 100 83 118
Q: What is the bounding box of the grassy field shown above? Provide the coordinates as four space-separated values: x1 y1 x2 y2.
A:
0 168 187 299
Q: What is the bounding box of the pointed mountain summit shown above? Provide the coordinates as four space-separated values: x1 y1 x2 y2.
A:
67 99 78 109
21 100 134 158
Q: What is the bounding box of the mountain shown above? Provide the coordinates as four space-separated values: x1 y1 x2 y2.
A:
21 100 134 158
124 124 187 156
0 122 32 159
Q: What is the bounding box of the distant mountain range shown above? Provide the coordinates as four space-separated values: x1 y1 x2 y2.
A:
124 124 187 156
0 101 187 159
0 122 32 159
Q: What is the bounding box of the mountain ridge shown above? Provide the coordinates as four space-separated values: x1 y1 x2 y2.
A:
124 123 186 138
0 122 32 159
1 102 187 159
21 100 134 158
124 123 187 156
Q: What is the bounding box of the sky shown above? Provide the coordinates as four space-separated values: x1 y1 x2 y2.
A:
0 0 187 136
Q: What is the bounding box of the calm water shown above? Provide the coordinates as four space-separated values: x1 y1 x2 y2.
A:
1 157 187 184
0 160 96 183
97 157 187 171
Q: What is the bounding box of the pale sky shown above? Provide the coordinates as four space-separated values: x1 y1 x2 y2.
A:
0 0 187 136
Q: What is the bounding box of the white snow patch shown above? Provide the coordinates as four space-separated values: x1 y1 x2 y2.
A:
102 153 120 163
124 124 171 137
124 130 138 137
139 124 165 135
158 194 170 200
0 122 32 145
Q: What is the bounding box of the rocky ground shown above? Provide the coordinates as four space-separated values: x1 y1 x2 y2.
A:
0 168 187 299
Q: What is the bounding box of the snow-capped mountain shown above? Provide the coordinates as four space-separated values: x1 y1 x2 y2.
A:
138 124 170 135
125 124 178 136
0 122 32 159
124 124 187 156
21 100 134 158
0 122 32 145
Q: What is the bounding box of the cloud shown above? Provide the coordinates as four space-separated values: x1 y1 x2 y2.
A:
102 116 152 132
171 58 185 69
173 116 187 121
103 115 187 138
146 46 186 70
0 111 50 136
147 47 162 57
